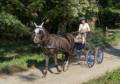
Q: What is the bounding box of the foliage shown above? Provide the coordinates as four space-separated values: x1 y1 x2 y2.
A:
113 32 120 42
43 0 99 32
0 41 44 74
0 12 30 39
0 0 99 35
0 0 119 35
98 0 120 29
87 29 109 48
84 69 120 84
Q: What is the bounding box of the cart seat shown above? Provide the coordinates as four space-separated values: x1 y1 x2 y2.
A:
74 42 85 50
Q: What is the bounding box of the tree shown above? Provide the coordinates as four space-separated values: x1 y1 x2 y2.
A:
98 0 120 29
0 12 30 39
1 0 119 39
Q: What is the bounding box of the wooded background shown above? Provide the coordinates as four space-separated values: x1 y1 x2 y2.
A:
0 0 120 40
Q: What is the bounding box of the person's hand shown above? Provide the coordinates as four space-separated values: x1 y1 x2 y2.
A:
86 31 91 36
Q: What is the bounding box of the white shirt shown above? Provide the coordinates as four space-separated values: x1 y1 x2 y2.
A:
79 23 90 33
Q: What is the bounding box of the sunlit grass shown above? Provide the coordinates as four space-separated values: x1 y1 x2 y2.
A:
84 69 120 84
0 41 44 74
114 33 120 42
0 54 44 69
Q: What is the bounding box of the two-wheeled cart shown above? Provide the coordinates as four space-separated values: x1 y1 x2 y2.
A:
73 32 104 68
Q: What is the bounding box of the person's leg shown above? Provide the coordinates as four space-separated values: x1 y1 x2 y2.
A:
82 33 87 44
81 35 85 44
84 33 87 42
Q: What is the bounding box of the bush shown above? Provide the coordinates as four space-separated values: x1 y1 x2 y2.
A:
0 12 31 40
88 29 109 48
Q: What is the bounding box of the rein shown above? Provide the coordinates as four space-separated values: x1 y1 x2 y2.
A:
39 39 49 42
71 31 79 34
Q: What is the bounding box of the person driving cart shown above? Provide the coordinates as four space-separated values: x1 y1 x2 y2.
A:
78 17 91 44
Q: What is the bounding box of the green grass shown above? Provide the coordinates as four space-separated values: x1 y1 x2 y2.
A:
84 69 120 84
0 41 44 74
109 32 120 45
114 33 120 42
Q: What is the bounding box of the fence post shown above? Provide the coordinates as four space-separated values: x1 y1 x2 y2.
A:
105 26 108 37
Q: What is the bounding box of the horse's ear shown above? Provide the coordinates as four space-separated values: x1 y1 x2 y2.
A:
39 22 44 27
41 22 44 26
34 22 37 27
45 18 50 23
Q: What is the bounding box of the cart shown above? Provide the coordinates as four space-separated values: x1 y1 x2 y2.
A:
73 32 104 68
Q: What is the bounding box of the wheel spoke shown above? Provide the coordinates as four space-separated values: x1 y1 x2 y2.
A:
87 50 95 68
96 48 104 64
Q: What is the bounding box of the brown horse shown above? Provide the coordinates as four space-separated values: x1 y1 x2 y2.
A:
33 22 74 77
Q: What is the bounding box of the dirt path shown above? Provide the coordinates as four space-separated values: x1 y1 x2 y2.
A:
0 45 120 84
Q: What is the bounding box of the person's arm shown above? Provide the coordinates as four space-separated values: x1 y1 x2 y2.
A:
78 24 82 32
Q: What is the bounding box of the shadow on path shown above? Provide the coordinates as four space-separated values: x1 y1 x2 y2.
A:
105 44 120 57
18 73 40 81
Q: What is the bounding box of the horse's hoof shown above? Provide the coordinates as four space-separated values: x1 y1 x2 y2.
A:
77 61 81 65
56 66 62 73
54 72 61 74
63 66 65 72
42 75 46 78
63 69 67 72
63 67 69 72
42 72 47 78
42 70 47 78
57 69 62 72
57 70 62 73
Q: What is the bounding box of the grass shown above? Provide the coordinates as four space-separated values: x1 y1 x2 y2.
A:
104 32 120 46
109 32 120 45
84 69 120 84
0 40 44 74
114 33 120 42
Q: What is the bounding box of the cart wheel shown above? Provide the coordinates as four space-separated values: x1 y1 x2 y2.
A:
86 49 95 68
96 47 104 64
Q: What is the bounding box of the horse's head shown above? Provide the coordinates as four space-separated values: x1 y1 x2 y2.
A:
33 22 45 44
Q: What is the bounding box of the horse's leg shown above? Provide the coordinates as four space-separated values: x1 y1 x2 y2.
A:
54 54 62 72
43 55 49 77
63 52 69 71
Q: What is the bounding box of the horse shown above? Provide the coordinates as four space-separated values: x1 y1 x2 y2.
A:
33 22 74 77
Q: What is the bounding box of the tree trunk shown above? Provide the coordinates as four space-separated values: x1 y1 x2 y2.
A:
88 17 97 32
57 22 67 34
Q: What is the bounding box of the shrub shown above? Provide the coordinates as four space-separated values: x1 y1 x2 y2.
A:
88 29 109 48
0 12 31 40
